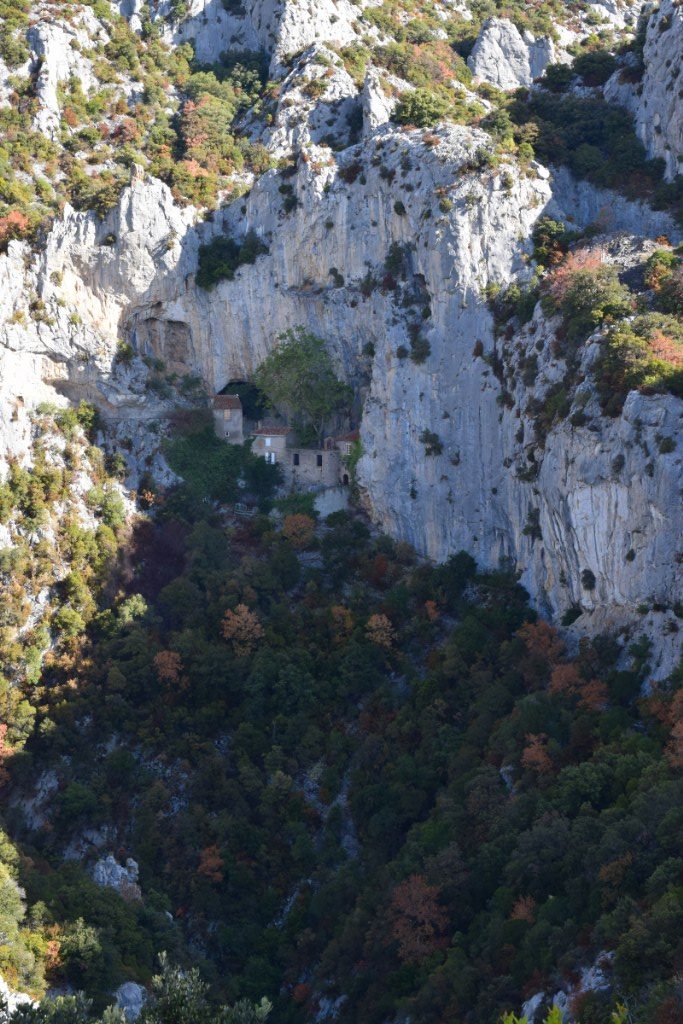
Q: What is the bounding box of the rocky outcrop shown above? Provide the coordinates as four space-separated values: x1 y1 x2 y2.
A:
92 854 142 900
0 973 34 1015
2 103 681 676
588 0 644 31
361 69 397 138
262 46 360 156
27 10 103 139
257 0 366 73
522 951 614 1023
467 18 562 89
547 165 681 241
632 0 682 181
148 0 369 74
115 981 147 1021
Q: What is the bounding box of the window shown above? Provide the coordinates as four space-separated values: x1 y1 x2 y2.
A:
265 452 276 465
265 437 272 447
317 454 323 468
293 453 300 466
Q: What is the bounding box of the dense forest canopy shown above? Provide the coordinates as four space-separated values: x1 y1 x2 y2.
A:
0 406 679 1024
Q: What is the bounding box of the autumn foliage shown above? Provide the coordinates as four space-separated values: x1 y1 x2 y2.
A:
0 210 30 249
550 662 608 710
510 895 536 923
197 844 224 884
547 248 605 304
365 613 396 649
389 875 448 964
0 724 13 787
154 650 183 686
221 603 265 657
330 604 353 642
517 620 565 664
281 514 316 550
521 733 553 775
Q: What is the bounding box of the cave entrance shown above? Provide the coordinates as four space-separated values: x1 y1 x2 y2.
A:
219 380 267 421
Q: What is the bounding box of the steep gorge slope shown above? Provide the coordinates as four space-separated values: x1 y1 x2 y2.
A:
0 0 682 1020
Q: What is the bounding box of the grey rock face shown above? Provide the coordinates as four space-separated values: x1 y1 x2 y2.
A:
605 0 683 181
27 11 103 139
0 1 681 680
0 974 34 1014
634 0 683 180
115 982 147 1021
548 166 681 242
361 69 398 138
2 119 681 676
92 855 142 899
467 18 561 89
146 0 368 73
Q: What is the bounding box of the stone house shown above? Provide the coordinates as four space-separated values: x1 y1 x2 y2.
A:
333 431 359 485
251 425 291 464
220 416 355 491
335 430 359 456
251 424 342 488
213 394 243 443
289 446 340 488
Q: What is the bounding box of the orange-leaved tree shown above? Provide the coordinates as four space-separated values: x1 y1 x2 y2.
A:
154 650 183 686
221 604 265 657
197 844 224 884
521 733 553 775
389 874 448 964
281 514 316 550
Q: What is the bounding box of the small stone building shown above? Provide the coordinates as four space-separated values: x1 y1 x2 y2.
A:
251 425 291 464
251 425 341 488
288 446 340 488
213 394 243 443
334 431 359 486
222 419 355 492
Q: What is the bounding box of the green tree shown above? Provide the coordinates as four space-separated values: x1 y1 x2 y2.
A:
394 88 450 128
138 954 271 1024
254 327 351 446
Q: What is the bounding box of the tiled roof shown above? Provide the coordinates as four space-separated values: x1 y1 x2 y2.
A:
336 431 359 443
213 394 242 410
252 425 291 436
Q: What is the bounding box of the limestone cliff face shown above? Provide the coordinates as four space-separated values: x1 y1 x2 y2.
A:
466 0 642 91
141 0 371 70
1 0 681 677
633 0 683 180
0 170 195 477
27 10 104 139
3 136 680 676
605 0 683 181
467 18 561 90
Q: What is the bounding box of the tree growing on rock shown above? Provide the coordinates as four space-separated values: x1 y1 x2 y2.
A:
254 327 351 446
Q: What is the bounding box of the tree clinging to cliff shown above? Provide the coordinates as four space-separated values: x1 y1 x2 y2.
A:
254 327 351 446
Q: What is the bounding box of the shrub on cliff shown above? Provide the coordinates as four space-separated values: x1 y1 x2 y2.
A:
645 251 683 317
596 313 683 413
394 88 450 128
196 231 268 289
543 251 633 343
511 89 683 225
